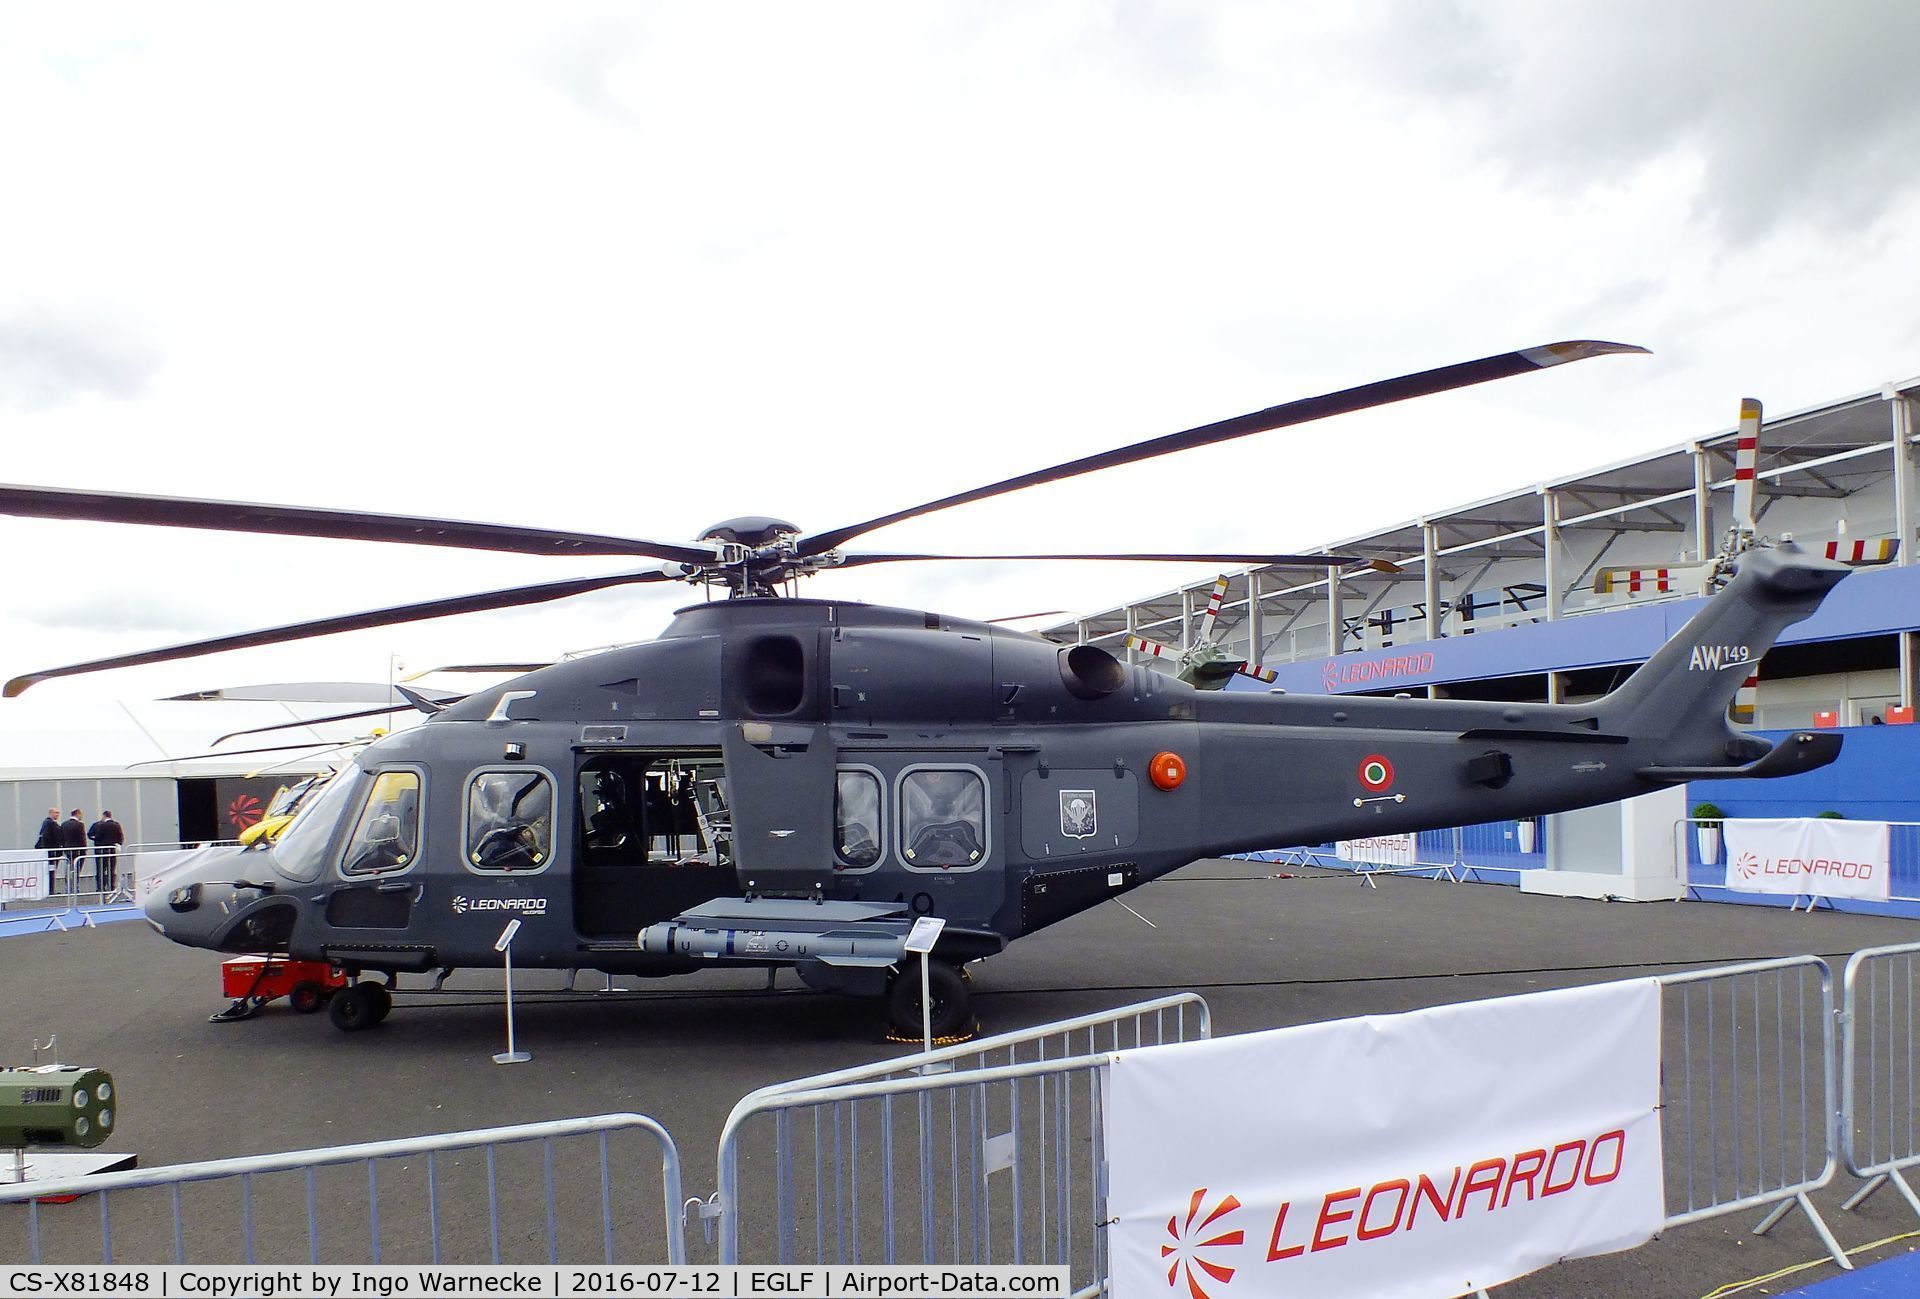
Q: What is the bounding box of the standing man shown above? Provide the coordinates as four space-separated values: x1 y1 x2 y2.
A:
88 810 125 893
34 807 61 894
60 809 86 894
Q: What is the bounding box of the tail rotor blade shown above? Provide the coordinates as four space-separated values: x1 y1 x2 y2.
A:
1593 556 1721 595
1731 665 1761 726
1732 398 1762 541
1197 575 1230 643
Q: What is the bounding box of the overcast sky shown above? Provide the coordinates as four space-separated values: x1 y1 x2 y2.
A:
3 1 1918 726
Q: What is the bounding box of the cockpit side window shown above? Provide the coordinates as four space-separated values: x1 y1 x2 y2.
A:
898 765 988 871
466 769 554 874
834 767 884 872
269 768 365 883
340 770 422 877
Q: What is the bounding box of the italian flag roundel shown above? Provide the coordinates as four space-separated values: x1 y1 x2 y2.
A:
1358 755 1394 792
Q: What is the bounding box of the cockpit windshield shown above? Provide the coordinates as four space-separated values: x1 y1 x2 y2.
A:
264 775 320 821
268 766 366 882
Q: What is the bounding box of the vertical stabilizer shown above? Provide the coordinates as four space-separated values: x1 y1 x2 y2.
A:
1595 543 1849 764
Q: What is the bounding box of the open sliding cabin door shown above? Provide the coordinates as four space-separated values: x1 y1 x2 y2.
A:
721 722 838 894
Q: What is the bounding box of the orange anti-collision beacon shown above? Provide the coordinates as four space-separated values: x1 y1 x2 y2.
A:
1149 751 1186 791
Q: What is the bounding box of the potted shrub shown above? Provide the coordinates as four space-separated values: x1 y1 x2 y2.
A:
1816 810 1845 819
1692 802 1725 865
1515 816 1538 854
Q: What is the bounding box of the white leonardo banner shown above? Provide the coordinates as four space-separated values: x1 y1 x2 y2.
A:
1334 834 1417 867
1723 817 1891 901
1104 979 1664 1299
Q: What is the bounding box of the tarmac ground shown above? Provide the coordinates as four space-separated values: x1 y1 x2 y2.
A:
4 859 1920 1296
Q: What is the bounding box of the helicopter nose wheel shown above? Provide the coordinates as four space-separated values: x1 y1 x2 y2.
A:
327 980 394 1032
885 961 974 1040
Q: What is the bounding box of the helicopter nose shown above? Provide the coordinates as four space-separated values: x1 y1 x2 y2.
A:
143 847 218 935
141 846 270 948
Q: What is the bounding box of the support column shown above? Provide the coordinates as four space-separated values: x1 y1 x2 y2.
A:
1124 607 1139 665
1422 521 1442 642
1692 442 1715 561
1075 618 1088 647
1246 572 1264 666
1540 488 1562 621
1326 566 1344 658
1180 588 1194 650
1889 390 1917 708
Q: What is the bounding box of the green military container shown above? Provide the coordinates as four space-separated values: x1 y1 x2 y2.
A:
0 1066 115 1148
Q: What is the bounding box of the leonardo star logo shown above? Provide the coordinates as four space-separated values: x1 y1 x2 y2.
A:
228 793 265 831
1736 851 1761 881
1161 1188 1243 1299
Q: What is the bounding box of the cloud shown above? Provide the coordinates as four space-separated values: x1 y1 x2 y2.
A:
1350 0 1920 244
0 304 162 411
25 589 228 635
520 9 649 125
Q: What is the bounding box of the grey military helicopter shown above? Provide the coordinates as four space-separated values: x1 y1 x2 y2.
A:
0 341 1853 1036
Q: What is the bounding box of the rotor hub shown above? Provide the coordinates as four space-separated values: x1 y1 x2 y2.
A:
699 517 802 549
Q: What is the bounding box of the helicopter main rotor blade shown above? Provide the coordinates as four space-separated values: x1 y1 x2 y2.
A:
838 551 1402 571
128 737 367 767
797 340 1647 556
4 570 672 697
0 484 721 566
985 609 1071 625
209 696 462 746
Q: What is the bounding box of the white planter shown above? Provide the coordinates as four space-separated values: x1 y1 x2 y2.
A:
1516 819 1537 854
1696 825 1721 865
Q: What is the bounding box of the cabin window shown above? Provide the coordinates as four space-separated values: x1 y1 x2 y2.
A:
835 767 884 871
465 769 554 874
898 765 988 871
340 770 422 876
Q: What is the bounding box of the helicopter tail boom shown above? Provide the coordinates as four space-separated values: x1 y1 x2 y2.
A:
1593 542 1851 776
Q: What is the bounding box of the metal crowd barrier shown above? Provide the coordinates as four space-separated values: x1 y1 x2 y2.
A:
1840 942 1920 1220
0 1114 685 1266
0 839 221 910
1675 817 1920 908
1453 818 1546 879
1269 820 1545 885
2 955 1895 1283
1656 956 1847 1268
710 995 1211 1290
717 961 1853 1291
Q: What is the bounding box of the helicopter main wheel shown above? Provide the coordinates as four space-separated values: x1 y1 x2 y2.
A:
288 981 326 1014
365 981 393 1023
327 983 385 1032
886 961 971 1038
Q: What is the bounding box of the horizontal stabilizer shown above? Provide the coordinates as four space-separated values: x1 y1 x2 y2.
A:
1637 730 1841 782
